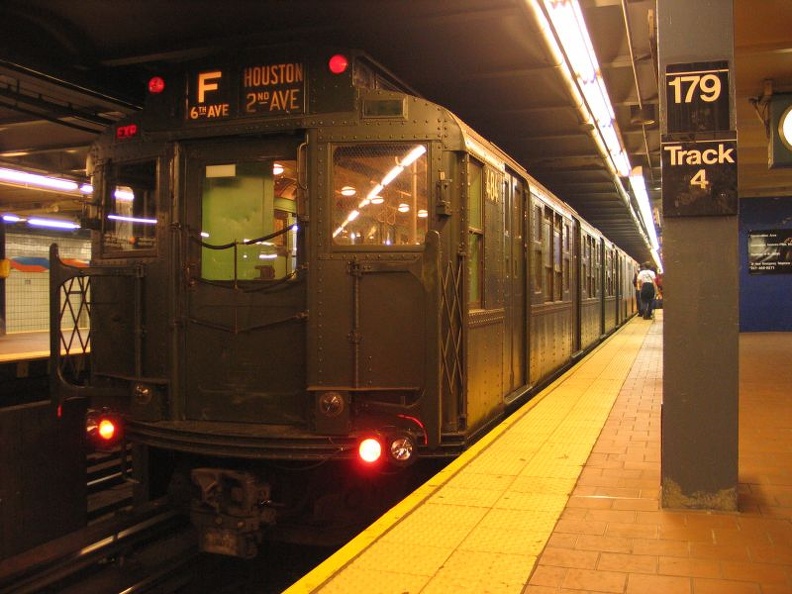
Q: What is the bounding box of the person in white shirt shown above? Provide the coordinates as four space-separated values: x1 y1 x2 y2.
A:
636 262 657 320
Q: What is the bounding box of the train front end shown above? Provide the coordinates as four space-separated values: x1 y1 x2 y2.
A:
49 48 458 555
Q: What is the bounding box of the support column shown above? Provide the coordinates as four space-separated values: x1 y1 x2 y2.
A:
659 0 739 510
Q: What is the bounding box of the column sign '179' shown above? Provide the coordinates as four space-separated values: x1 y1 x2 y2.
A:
665 61 730 134
187 61 306 122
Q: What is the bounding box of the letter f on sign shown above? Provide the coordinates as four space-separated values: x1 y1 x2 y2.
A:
197 71 222 103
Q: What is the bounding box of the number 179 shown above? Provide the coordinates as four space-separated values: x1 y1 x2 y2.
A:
668 74 722 103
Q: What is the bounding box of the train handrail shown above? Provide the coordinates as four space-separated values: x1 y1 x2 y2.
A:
185 223 298 287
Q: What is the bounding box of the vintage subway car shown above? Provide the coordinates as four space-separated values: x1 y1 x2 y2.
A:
50 47 637 557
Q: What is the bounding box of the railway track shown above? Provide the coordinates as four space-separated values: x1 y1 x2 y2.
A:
0 500 198 594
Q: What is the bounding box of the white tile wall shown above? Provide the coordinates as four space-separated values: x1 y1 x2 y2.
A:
5 232 91 333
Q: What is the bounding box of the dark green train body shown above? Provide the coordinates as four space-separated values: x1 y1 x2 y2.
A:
50 47 637 556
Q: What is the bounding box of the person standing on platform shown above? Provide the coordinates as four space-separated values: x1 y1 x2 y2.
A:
636 262 658 319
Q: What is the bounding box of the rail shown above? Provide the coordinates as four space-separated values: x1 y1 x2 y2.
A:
0 500 192 594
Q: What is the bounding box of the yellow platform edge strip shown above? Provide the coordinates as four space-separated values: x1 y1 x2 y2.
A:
285 317 651 593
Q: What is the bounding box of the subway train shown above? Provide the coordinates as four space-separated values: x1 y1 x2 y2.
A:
49 46 638 557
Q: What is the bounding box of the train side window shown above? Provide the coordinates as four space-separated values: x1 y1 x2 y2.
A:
605 249 614 297
201 159 298 281
101 159 157 255
467 160 483 308
331 143 428 246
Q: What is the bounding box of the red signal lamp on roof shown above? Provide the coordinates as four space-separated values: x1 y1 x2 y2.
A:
148 76 166 94
328 54 349 75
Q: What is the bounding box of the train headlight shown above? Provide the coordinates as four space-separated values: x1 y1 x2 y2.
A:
388 434 416 465
133 383 153 405
357 433 417 467
318 391 345 418
358 437 383 464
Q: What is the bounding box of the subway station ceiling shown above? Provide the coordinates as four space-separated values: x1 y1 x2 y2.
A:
0 0 790 266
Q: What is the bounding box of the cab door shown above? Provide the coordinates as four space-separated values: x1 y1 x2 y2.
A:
179 137 307 424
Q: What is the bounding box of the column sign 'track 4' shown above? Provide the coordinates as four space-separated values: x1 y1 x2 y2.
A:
662 60 737 217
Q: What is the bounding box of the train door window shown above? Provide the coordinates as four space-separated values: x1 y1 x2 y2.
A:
581 235 590 298
532 202 543 300
605 249 614 297
553 214 562 301
562 221 571 298
586 236 596 297
467 160 484 308
331 143 428 246
543 208 553 302
595 242 602 295
201 159 298 281
101 159 158 255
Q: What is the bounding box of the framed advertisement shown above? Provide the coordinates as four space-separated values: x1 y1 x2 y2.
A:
748 229 792 274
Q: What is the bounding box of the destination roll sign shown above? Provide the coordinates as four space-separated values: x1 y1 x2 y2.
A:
662 60 737 217
186 60 306 122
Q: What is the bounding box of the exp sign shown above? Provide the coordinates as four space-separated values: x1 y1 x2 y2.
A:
186 61 305 122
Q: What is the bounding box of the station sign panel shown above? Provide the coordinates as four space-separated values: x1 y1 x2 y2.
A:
662 60 736 217
661 138 737 217
665 61 730 135
185 60 306 122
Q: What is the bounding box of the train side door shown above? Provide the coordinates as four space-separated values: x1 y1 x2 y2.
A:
503 171 526 394
179 137 308 424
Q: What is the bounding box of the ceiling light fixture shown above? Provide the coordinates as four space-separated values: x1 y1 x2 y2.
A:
531 0 630 177
528 0 659 267
0 167 80 193
27 217 80 230
630 167 661 268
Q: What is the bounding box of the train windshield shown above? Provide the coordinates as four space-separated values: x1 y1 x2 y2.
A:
201 159 298 281
101 159 158 254
332 143 428 246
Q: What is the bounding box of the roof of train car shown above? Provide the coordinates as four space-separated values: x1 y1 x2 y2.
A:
0 0 790 266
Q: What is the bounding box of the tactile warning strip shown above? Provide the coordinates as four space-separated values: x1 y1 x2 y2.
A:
287 318 653 594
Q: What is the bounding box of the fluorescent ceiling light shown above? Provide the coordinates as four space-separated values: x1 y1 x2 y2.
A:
107 214 157 225
536 0 630 178
528 0 661 266
0 167 79 192
629 167 659 251
27 217 80 230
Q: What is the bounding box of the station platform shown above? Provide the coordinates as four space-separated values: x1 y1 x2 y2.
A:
286 312 792 594
0 330 49 362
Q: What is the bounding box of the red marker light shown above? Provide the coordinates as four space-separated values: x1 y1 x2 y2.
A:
358 437 382 463
328 54 349 75
98 418 117 441
87 410 124 449
148 76 166 94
